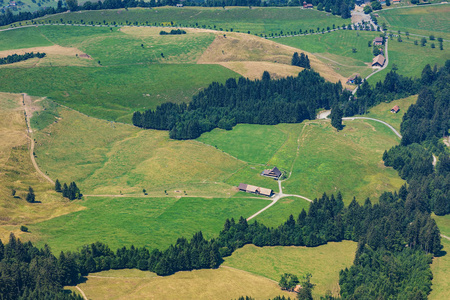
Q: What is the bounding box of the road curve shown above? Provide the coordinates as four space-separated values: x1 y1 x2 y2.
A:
22 94 55 185
75 286 88 300
343 116 402 139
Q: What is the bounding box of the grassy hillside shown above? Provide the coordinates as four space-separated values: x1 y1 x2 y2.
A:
75 267 295 300
32 102 245 196
0 27 52 51
431 214 450 300
33 6 343 37
252 197 311 228
0 92 82 243
377 4 450 40
363 95 418 132
223 241 357 298
30 196 269 252
277 30 379 78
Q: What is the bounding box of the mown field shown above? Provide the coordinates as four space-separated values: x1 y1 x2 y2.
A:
74 267 295 300
431 215 450 300
367 35 450 84
30 196 269 252
377 4 450 40
223 241 357 298
277 30 379 78
363 95 418 132
30 6 343 37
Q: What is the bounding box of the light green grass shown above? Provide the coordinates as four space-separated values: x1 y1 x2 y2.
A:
33 6 343 36
277 30 379 78
279 120 404 204
368 38 450 84
0 26 53 51
76 267 295 300
223 241 357 298
33 105 244 196
433 214 450 237
252 197 311 228
226 164 280 193
362 95 418 132
30 196 269 252
197 124 287 164
377 4 450 40
429 239 450 300
0 64 239 122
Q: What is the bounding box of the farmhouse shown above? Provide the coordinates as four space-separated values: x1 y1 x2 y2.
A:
372 54 385 68
373 37 384 46
176 3 183 7
391 105 400 113
238 183 273 197
261 166 282 180
303 2 314 8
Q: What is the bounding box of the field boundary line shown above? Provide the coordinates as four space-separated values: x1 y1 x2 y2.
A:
220 265 279 284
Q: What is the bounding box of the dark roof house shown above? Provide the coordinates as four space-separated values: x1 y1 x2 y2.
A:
261 167 282 179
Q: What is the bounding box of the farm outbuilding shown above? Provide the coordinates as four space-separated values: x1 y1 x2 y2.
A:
238 183 273 197
372 54 385 68
391 105 400 113
261 166 282 180
373 37 384 46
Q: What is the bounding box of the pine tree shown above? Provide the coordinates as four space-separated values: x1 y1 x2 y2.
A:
26 186 35 203
55 179 62 192
330 106 344 130
62 183 69 198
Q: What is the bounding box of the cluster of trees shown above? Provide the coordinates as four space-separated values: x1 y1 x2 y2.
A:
159 29 186 35
0 185 442 299
0 52 45 65
25 187 36 203
133 69 350 139
55 179 82 200
383 61 450 215
291 52 310 69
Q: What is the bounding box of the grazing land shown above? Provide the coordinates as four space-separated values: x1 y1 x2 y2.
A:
33 6 343 37
30 196 269 252
430 215 450 300
277 30 379 78
377 4 450 40
362 95 418 132
75 267 294 300
367 37 450 84
223 241 357 297
0 92 82 241
32 102 245 196
252 197 311 228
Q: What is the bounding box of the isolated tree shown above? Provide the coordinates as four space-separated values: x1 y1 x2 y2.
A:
431 43 435 49
414 40 418 45
55 179 62 192
11 189 16 197
26 186 35 203
386 0 391 6
429 35 435 41
62 183 69 198
352 48 357 53
368 41 372 47
421 37 427 46
279 273 299 291
331 106 344 130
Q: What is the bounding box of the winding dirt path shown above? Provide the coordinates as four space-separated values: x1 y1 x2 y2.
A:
22 93 54 185
75 286 88 300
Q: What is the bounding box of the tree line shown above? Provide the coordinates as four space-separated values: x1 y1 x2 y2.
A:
0 0 352 28
291 52 311 69
383 60 450 216
133 69 350 139
159 29 186 35
0 52 45 65
0 184 442 299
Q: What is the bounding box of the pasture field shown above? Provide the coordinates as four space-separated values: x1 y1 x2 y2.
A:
433 214 450 237
252 197 311 228
0 92 82 243
363 95 418 132
33 6 343 36
281 120 404 203
75 267 295 300
30 196 269 252
430 239 450 300
277 30 379 78
198 124 287 164
377 4 450 40
32 103 245 196
0 26 52 51
367 36 450 84
223 241 357 298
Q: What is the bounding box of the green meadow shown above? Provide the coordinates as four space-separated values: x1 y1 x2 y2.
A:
367 37 450 84
223 241 357 297
377 4 450 40
33 6 343 36
30 196 269 252
277 30 379 77
0 26 52 51
252 197 311 228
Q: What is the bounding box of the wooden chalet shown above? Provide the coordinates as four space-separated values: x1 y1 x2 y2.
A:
261 166 282 180
238 183 273 197
303 1 313 8
391 105 400 113
373 37 384 46
372 54 385 68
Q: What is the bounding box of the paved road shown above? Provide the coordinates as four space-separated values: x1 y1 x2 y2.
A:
343 116 402 139
22 94 55 185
